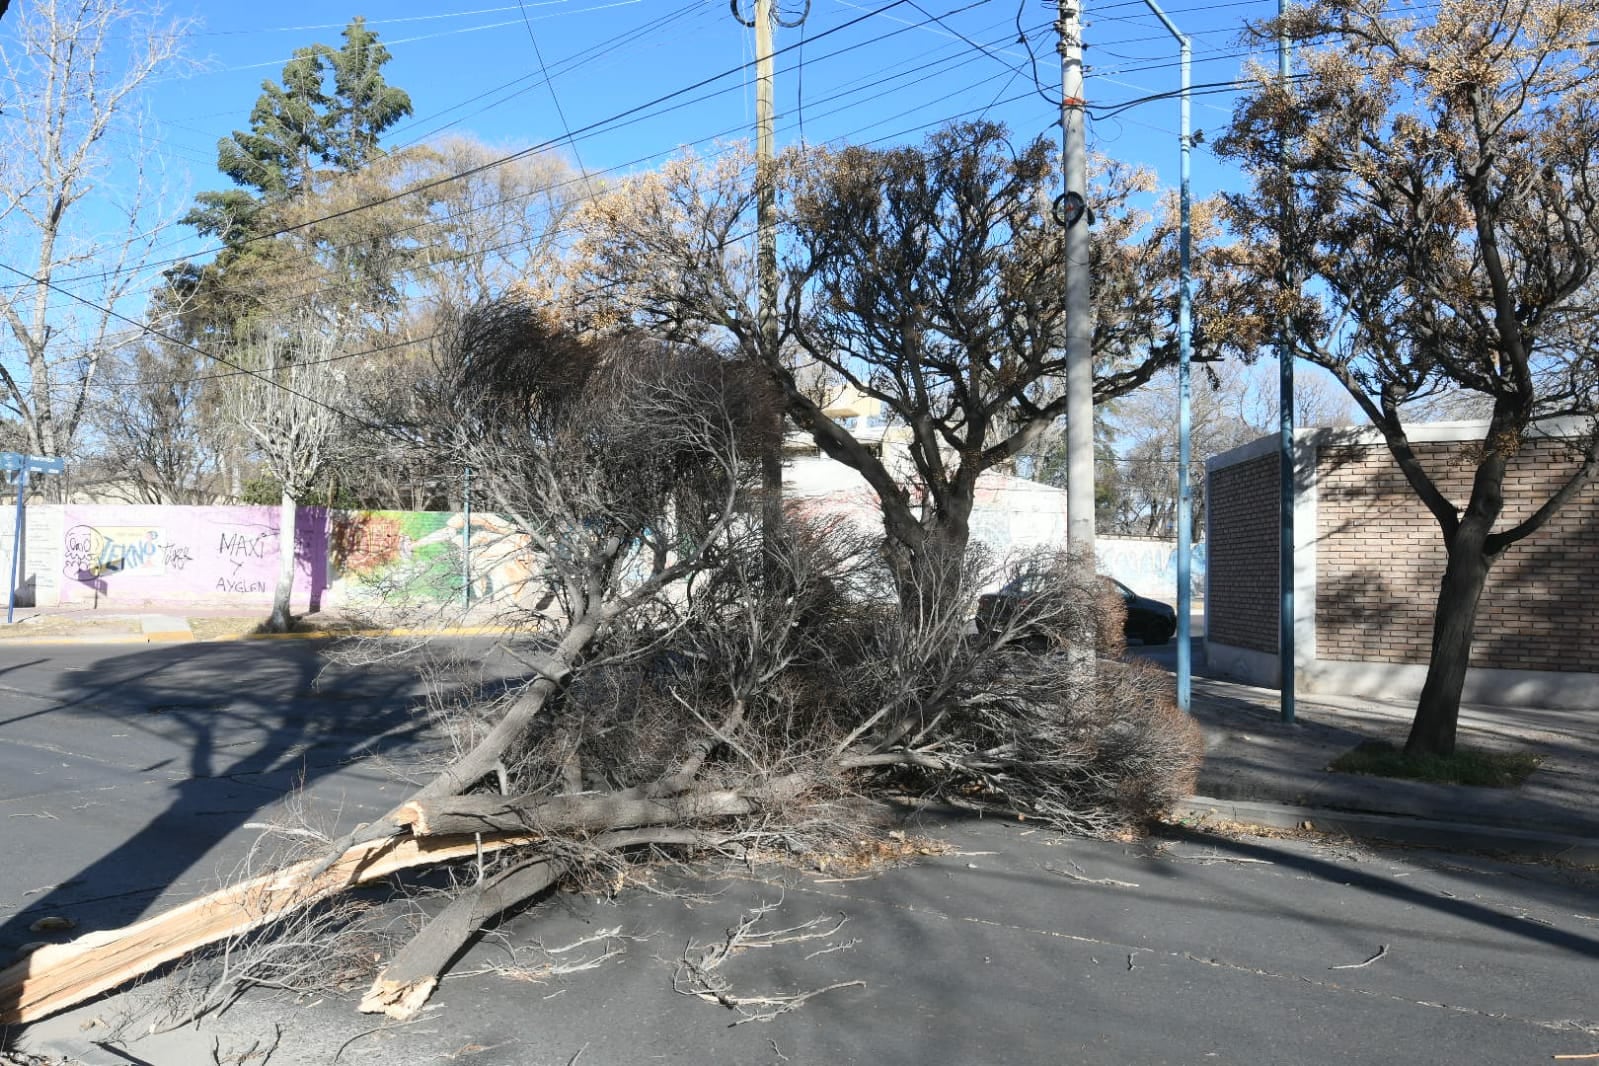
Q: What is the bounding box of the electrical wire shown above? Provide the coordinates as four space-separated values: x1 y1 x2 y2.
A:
7 0 928 299
3 0 1036 350
33 3 1065 322
6 0 1258 356
0 263 406 441
1015 0 1061 107
514 0 591 178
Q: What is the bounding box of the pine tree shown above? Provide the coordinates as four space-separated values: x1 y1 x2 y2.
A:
173 17 413 339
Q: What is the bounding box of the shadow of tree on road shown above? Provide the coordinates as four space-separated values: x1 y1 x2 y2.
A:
0 639 477 1042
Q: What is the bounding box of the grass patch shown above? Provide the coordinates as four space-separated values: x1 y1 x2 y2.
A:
1329 740 1541 788
187 615 363 641
0 615 141 640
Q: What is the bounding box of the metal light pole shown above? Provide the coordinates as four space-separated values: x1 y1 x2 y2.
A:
1139 0 1192 713
462 465 473 609
1277 0 1296 724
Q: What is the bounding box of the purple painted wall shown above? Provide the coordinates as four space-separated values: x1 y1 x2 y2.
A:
57 505 330 610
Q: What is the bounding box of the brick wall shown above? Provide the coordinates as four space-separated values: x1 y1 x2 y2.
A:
1316 438 1599 672
1207 453 1280 653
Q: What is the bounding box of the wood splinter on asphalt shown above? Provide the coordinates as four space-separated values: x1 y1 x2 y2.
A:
0 832 538 1025
1328 944 1390 970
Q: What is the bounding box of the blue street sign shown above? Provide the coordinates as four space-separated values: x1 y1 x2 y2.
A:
1 452 66 476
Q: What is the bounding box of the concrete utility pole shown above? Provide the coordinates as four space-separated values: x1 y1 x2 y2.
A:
1058 0 1094 562
754 0 784 542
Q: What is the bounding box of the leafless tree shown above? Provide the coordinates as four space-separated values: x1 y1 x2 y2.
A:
225 317 351 632
0 0 187 492
569 122 1216 609
88 337 228 505
0 295 1202 1031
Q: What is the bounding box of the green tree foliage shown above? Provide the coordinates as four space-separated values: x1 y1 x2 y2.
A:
173 17 413 341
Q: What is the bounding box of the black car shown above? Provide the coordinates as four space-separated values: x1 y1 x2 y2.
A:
976 576 1177 646
1108 577 1178 645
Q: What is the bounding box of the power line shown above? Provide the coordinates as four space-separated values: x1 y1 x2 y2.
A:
514 0 591 179
385 1 711 150
0 263 404 442
11 0 1243 341
12 12 1042 377
11 0 926 299
10 0 1009 323
25 87 1171 408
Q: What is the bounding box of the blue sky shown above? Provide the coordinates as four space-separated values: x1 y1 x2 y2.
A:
131 0 1281 245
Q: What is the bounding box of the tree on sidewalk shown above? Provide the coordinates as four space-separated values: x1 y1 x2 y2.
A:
173 16 414 343
1217 0 1599 755
225 316 350 632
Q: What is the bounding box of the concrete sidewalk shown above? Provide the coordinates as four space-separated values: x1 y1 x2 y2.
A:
1176 672 1599 862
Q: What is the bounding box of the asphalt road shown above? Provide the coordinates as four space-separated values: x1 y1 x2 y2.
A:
3 640 1598 1065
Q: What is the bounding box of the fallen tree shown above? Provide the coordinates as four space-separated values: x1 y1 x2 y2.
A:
0 297 1202 1032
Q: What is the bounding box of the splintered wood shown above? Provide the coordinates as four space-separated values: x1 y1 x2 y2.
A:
0 833 535 1025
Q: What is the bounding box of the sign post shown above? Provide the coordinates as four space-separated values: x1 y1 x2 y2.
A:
3 453 65 624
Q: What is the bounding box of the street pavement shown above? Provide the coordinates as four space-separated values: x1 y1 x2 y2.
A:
0 625 1596 1063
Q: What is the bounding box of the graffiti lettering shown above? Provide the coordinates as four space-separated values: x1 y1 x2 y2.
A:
215 577 269 595
63 527 94 577
162 544 193 571
218 530 273 560
63 525 168 578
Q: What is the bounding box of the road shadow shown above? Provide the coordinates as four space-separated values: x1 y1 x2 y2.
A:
0 639 476 1042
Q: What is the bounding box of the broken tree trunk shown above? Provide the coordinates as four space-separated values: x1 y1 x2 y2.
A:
0 833 536 1026
301 619 604 874
360 857 566 1021
360 828 714 1020
392 776 808 837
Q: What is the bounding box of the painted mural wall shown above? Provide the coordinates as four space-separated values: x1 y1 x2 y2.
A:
7 504 550 612
329 510 459 609
6 501 1204 611
50 505 331 610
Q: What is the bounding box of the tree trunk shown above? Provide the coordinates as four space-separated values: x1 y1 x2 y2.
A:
0 832 539 1026
1405 530 1494 758
268 490 297 633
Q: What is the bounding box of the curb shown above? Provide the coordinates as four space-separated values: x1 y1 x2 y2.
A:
210 624 514 642
0 624 519 645
0 632 189 646
1174 795 1599 866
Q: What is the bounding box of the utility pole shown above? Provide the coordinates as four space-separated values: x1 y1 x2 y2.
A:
1058 0 1094 563
1277 0 1296 724
754 0 784 546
